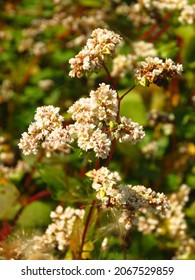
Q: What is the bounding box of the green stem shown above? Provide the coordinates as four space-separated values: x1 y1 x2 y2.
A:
119 84 136 101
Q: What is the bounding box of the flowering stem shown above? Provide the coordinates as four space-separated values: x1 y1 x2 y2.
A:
119 84 136 101
105 139 116 167
78 199 96 259
102 61 117 91
26 190 51 204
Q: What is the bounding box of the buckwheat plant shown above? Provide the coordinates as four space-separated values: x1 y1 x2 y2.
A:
18 28 183 259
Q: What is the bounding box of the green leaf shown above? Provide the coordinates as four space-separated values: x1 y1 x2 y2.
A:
16 201 51 228
38 165 68 200
0 183 20 219
166 173 182 191
186 174 195 189
78 0 103 7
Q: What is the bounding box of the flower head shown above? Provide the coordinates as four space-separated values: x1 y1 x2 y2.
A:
43 206 85 251
134 57 183 87
18 105 72 156
69 28 122 78
87 167 170 230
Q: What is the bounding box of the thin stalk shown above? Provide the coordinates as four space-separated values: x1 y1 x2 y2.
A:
105 139 116 168
78 199 96 259
102 61 117 91
119 84 136 101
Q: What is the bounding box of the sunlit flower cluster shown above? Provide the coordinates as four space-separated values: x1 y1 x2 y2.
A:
87 167 170 230
178 4 195 25
87 167 122 206
113 116 145 143
69 28 122 78
67 83 145 158
18 105 72 156
43 205 85 251
134 57 183 86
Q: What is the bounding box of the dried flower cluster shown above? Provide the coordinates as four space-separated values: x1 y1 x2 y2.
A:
18 105 72 156
0 234 54 260
87 167 170 230
43 205 85 251
69 28 122 78
134 57 183 86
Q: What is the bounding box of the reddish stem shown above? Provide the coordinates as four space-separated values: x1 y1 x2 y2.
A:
0 220 12 241
149 23 170 43
78 199 96 259
79 165 88 179
140 13 171 41
102 61 117 91
105 139 116 168
26 190 51 204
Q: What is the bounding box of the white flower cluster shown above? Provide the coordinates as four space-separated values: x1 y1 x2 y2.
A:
113 116 145 143
67 83 118 159
132 41 157 58
87 167 122 206
116 0 194 27
151 0 187 11
87 167 170 230
19 84 145 159
178 4 195 25
134 57 183 87
67 83 145 159
69 28 122 78
111 54 136 78
18 105 73 156
43 205 85 251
